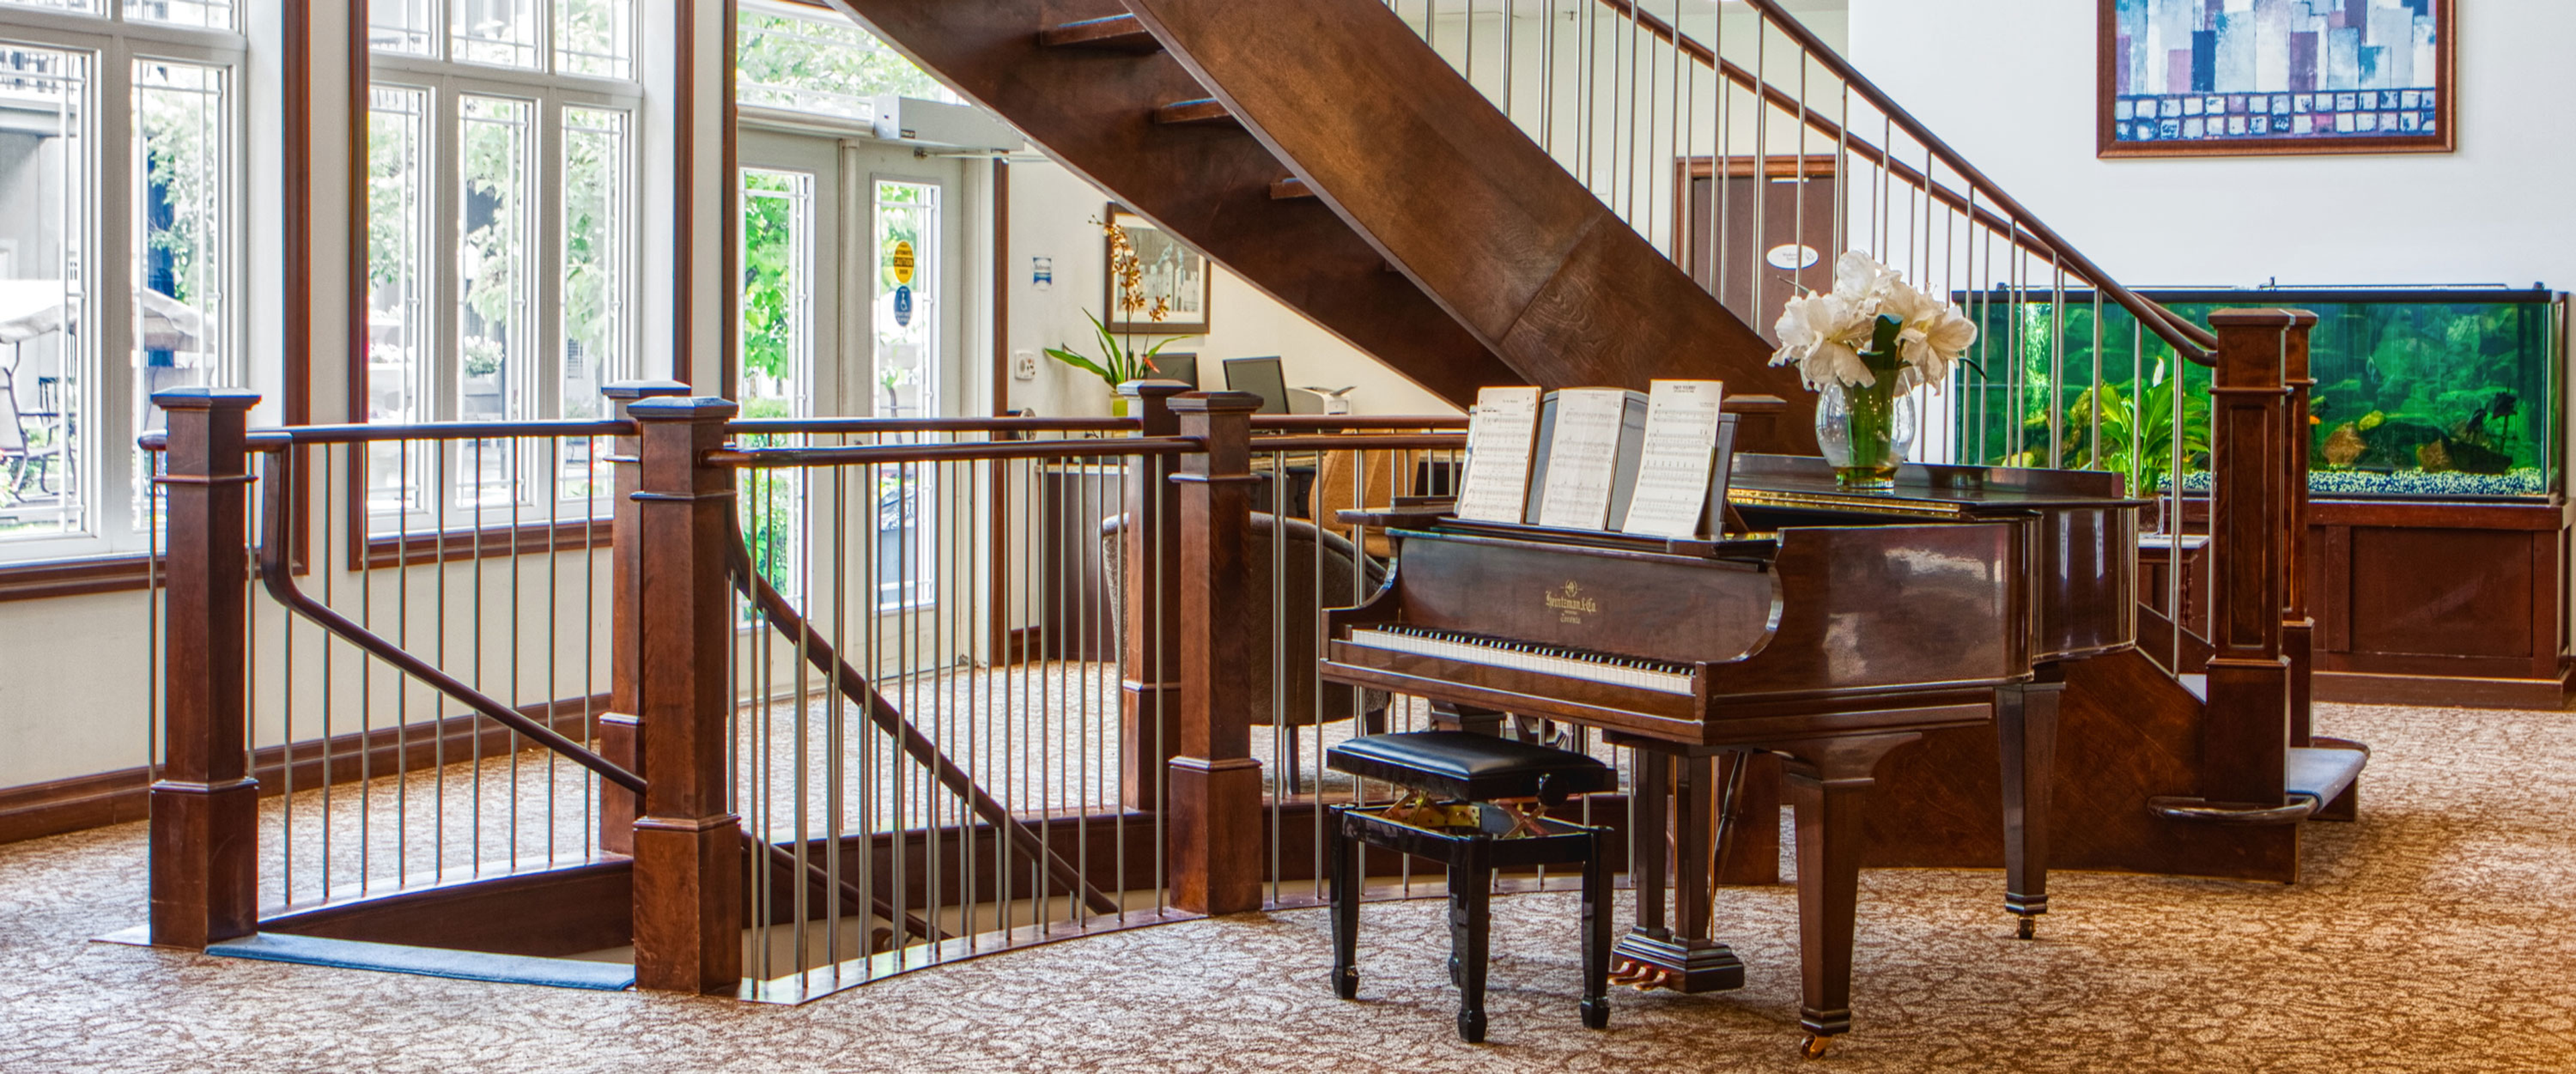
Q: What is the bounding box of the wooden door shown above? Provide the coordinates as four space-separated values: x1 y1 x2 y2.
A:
1676 156 1839 346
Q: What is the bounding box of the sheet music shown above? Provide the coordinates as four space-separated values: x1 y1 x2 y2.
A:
1454 386 1543 523
1619 380 1727 539
1536 388 1631 530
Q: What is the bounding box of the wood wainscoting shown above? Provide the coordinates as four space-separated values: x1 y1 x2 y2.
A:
2307 498 2573 709
0 694 613 847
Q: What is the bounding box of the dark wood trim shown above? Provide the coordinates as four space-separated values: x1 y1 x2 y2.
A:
722 0 741 398
989 160 1012 657
262 859 635 958
2310 497 2564 531
2314 668 2573 710
1678 154 1839 180
2096 0 2456 159
356 518 612 570
0 694 612 847
0 553 158 603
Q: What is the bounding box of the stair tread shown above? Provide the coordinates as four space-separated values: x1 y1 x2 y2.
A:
1039 14 1162 52
1155 98 1238 126
2287 745 2367 804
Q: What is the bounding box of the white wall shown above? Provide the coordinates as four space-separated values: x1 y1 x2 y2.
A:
1847 1 2568 294
1003 159 1456 417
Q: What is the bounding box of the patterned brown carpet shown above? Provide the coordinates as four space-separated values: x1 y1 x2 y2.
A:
4 701 2574 1073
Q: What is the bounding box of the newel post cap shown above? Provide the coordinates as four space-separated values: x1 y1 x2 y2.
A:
152 386 262 411
602 380 694 401
1167 390 1264 415
626 396 740 422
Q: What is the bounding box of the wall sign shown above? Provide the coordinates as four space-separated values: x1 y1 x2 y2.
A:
893 285 914 327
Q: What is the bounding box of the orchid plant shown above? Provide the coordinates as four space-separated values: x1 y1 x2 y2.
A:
1770 252 1980 393
1044 219 1175 400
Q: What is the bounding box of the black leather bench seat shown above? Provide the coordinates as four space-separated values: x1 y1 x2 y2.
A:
1327 731 1617 803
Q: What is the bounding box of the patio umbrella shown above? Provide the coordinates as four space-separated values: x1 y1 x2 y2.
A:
0 279 206 352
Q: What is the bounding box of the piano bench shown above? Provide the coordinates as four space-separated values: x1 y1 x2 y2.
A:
1324 731 1617 806
1326 757 1613 1042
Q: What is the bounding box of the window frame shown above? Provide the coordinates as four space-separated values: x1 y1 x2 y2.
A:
358 7 640 549
0 5 246 571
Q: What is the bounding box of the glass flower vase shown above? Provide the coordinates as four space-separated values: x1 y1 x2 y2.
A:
1815 372 1918 490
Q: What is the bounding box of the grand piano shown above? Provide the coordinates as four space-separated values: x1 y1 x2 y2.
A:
1319 455 2136 1055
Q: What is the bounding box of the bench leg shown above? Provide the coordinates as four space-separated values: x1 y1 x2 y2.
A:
1330 812 1361 1000
1448 841 1492 1043
1581 833 1611 1030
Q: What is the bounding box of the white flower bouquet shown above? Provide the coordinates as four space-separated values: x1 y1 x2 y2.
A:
1768 252 1980 487
1769 252 1979 393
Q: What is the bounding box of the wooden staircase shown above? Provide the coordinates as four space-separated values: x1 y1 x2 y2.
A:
820 0 1813 446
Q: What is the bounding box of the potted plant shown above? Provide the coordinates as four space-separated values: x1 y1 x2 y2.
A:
1044 218 1177 417
1770 252 1979 488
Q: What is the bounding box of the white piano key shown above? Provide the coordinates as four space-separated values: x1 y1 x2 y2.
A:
1347 627 1694 695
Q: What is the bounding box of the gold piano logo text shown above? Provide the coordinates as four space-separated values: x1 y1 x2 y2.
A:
1544 581 1597 624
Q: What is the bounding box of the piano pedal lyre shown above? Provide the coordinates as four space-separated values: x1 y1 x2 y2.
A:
1607 958 1679 991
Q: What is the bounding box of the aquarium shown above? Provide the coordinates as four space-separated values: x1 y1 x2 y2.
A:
1949 288 2566 500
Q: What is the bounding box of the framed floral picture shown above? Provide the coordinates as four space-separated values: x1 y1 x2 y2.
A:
1103 205 1211 335
2099 0 2455 158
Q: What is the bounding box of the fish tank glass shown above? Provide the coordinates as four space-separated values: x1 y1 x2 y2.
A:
1949 288 2565 500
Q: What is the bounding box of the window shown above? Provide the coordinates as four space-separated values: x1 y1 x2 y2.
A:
0 5 241 561
366 0 636 527
735 0 951 123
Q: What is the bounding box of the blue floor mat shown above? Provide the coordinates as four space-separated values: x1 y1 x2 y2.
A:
206 933 634 991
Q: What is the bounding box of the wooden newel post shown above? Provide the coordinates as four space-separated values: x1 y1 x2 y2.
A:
627 395 743 994
1169 389 1267 916
150 386 264 949
2200 309 2313 808
2277 321 2317 746
597 380 692 855
1120 379 1192 810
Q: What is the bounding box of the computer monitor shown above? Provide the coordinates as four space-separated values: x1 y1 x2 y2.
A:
1153 353 1200 389
1223 356 1290 415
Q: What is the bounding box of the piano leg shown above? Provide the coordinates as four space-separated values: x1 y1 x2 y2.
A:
1996 665 2066 939
1782 732 1921 1057
1446 838 1492 1043
1610 748 1747 994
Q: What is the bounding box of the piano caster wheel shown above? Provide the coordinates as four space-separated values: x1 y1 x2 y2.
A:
1799 1033 1835 1061
2017 916 2036 941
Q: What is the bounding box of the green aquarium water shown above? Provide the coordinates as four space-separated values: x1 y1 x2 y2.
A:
1949 288 2566 500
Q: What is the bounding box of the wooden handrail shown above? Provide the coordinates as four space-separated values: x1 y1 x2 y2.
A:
706 435 1204 468
1585 0 2217 364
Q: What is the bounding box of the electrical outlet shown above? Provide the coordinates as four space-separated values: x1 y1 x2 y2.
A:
1012 350 1040 381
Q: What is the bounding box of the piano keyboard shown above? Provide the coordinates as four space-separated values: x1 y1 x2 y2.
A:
1347 625 1696 695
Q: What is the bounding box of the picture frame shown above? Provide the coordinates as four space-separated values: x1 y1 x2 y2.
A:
1102 204 1211 335
2098 0 2455 159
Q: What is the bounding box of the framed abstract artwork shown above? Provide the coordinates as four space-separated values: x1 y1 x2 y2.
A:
1102 205 1212 335
2099 0 2455 158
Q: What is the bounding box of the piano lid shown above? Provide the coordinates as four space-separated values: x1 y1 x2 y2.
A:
1727 453 2149 519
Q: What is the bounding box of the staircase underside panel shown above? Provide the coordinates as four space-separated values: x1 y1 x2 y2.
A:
820 0 1517 407
1120 0 1815 448
1861 647 2299 884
